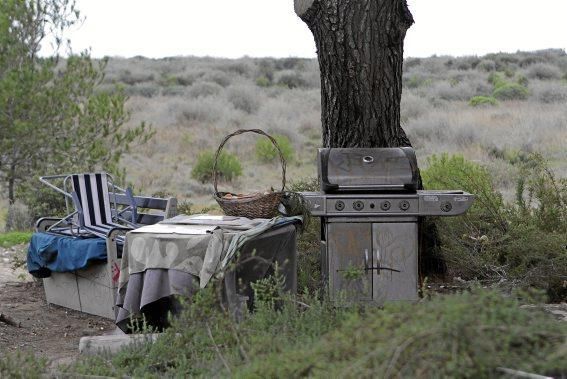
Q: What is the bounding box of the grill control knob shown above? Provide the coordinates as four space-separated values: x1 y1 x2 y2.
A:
335 200 345 211
399 200 410 211
380 201 391 211
353 200 364 211
440 201 453 212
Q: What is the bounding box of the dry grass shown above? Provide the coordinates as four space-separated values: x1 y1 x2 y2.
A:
107 51 567 207
3 51 563 216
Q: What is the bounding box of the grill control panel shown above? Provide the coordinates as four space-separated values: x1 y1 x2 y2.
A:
300 191 474 217
326 197 419 215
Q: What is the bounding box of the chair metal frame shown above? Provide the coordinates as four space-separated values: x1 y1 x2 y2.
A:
39 172 137 238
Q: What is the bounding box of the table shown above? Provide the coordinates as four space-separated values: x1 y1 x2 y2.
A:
114 215 298 332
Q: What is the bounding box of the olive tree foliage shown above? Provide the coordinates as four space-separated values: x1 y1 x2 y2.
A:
0 0 152 229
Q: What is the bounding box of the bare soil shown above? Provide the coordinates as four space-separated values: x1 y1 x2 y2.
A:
0 245 115 367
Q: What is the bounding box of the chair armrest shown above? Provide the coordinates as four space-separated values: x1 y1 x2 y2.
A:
106 226 131 241
35 217 64 232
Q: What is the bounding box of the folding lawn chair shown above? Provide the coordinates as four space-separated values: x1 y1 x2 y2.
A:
39 172 137 239
34 173 178 319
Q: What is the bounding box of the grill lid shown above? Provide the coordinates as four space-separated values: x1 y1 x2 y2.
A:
318 147 419 192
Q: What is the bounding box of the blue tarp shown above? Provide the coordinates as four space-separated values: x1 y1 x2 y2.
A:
27 232 107 278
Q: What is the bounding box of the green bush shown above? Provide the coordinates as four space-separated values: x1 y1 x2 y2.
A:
487 72 507 88
493 83 529 100
65 289 566 377
287 178 322 293
255 76 271 87
16 180 73 227
238 290 566 378
255 134 294 163
517 74 529 87
422 154 567 300
0 352 47 378
176 200 194 215
191 150 242 184
468 95 498 107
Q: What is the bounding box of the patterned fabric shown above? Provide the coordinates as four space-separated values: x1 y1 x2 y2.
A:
118 216 302 292
114 223 299 331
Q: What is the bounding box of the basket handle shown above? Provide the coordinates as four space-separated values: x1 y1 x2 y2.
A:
213 129 287 194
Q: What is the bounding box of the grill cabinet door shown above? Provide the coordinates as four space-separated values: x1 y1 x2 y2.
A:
327 223 373 302
372 223 418 303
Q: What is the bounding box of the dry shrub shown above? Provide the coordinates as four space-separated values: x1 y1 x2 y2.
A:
401 90 430 121
226 86 260 114
188 81 223 98
530 81 567 103
276 70 309 89
478 59 496 72
99 53 566 212
202 70 231 87
125 83 160 98
422 154 567 300
527 63 563 80
430 80 480 101
178 97 223 123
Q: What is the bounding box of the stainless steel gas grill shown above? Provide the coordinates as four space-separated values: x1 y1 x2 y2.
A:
301 147 474 304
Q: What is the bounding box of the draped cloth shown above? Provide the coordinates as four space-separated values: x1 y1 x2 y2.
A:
114 215 300 332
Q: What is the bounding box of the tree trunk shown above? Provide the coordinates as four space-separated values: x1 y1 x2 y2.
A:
8 164 16 205
5 165 16 232
295 0 414 148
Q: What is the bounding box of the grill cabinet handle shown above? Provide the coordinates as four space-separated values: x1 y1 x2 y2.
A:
364 247 401 273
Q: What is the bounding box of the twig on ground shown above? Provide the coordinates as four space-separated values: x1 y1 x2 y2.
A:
206 322 232 375
497 367 553 379
227 318 250 363
0 313 21 328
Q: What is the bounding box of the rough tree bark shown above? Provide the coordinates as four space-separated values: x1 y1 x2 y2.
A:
294 0 414 148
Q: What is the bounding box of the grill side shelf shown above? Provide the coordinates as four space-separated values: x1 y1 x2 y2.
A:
417 191 475 216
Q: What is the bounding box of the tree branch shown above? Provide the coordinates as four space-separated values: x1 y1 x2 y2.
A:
400 0 415 29
294 0 316 17
0 313 21 328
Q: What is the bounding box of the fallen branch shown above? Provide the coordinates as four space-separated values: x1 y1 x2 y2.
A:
497 367 553 379
0 313 21 328
206 322 232 375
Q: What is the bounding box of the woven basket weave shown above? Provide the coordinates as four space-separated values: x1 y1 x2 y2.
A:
213 129 286 219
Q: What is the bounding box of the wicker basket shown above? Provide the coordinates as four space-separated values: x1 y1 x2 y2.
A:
213 129 286 219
